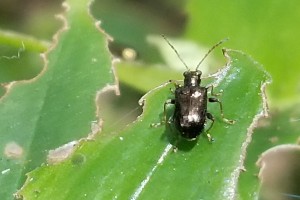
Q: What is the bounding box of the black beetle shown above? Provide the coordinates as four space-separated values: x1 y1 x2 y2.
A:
161 35 235 141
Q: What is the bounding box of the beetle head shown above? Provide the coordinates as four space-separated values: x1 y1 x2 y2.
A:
183 70 202 87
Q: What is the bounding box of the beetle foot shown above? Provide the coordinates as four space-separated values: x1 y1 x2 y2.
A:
150 121 164 128
223 118 236 124
150 117 173 128
206 133 215 143
172 145 178 153
212 90 223 96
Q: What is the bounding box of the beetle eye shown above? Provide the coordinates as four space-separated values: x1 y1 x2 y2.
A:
183 71 190 76
196 70 202 76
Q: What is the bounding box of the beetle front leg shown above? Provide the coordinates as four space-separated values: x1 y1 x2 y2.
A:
168 80 182 93
208 97 235 124
207 85 222 96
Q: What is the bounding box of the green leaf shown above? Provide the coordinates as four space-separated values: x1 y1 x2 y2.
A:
0 29 49 52
18 49 271 200
0 30 49 89
0 49 43 84
0 0 114 199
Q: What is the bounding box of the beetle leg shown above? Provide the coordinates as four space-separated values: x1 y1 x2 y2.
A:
150 99 175 127
164 80 181 93
206 112 215 142
207 85 222 96
164 99 175 124
208 97 235 124
169 80 182 88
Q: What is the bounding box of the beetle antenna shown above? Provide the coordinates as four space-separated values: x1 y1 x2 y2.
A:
162 34 189 71
195 38 229 71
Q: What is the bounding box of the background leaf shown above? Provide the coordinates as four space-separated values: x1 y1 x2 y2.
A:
185 0 300 106
0 0 115 199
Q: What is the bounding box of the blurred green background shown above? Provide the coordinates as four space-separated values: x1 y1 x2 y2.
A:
0 0 299 198
1 0 299 105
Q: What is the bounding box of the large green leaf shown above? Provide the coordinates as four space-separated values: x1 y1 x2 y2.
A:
18 49 271 199
0 0 114 199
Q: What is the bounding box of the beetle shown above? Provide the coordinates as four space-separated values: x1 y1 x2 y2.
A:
161 35 235 141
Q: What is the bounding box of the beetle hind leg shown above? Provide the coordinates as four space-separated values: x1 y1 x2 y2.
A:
208 97 235 124
205 112 215 142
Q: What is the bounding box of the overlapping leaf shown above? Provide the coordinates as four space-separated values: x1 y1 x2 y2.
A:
0 0 115 199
